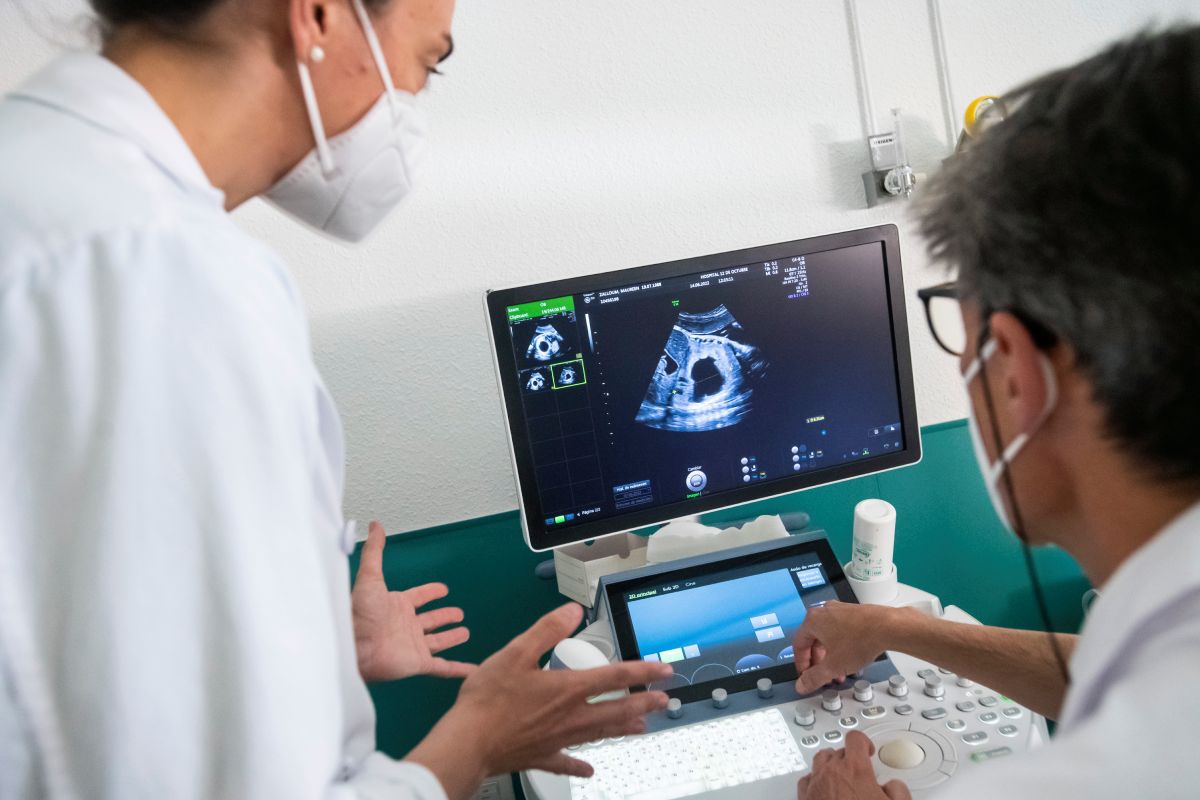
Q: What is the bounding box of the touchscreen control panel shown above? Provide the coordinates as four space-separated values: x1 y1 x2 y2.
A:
605 534 890 704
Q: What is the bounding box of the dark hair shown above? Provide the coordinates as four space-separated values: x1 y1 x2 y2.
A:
90 0 223 32
89 0 390 34
918 26 1200 484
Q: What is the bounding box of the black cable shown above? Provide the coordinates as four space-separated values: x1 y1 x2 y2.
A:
975 333 1073 688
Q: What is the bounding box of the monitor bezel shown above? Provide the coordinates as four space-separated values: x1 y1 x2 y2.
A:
604 534 862 703
485 224 920 552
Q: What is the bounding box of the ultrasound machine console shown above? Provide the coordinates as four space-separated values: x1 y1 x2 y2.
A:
484 226 1047 799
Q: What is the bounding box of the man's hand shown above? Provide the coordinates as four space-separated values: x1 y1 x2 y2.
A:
793 602 898 693
797 732 911 800
352 521 475 682
406 603 673 797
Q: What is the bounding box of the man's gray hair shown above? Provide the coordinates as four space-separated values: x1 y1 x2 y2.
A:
917 26 1200 485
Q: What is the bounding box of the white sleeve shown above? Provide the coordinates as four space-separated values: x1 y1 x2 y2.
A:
936 617 1200 800
0 221 445 800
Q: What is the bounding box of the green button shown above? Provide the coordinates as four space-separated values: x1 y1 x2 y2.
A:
970 746 1013 763
554 515 566 524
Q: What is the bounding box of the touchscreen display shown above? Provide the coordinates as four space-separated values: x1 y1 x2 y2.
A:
607 537 858 702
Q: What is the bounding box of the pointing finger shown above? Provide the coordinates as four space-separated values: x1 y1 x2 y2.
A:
509 603 584 663
843 730 875 761
529 751 595 778
577 661 674 696
796 662 836 694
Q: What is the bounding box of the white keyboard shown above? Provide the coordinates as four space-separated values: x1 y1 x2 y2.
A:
568 708 806 800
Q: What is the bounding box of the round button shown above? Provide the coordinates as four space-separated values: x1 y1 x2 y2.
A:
956 676 975 688
666 698 683 719
998 724 1019 737
839 716 859 729
757 678 774 698
686 470 708 491
979 711 999 724
711 688 729 708
888 675 908 697
793 704 816 727
946 719 966 731
824 730 844 743
1002 706 1023 719
822 689 842 712
853 679 873 702
878 737 926 770
894 704 914 716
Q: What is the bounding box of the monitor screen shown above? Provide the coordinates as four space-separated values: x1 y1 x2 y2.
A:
605 535 864 702
485 225 919 551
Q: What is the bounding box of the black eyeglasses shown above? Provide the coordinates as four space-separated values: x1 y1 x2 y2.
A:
917 281 967 356
918 281 1059 357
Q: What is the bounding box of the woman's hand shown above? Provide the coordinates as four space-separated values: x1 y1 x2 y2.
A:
351 521 476 682
405 603 673 799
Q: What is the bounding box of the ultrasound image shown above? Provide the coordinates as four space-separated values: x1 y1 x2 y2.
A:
635 305 767 432
525 324 565 362
523 368 548 393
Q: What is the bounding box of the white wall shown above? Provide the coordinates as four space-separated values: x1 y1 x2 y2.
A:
4 0 1196 533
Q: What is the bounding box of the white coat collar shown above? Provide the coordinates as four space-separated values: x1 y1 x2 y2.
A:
1060 499 1200 726
9 51 225 208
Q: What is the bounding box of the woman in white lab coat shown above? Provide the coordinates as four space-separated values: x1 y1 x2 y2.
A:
0 1 671 798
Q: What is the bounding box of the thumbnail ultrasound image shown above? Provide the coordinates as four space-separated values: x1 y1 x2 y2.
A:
635 305 767 432
514 313 579 366
521 367 550 394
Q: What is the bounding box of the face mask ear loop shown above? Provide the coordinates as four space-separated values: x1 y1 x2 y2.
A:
297 61 336 175
975 324 1072 687
351 0 399 118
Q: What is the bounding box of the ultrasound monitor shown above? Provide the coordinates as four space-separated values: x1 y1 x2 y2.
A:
485 224 920 551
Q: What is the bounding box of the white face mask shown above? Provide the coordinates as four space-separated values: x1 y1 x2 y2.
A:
962 338 1058 532
265 0 429 243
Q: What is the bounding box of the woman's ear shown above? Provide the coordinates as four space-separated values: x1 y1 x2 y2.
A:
288 0 329 64
989 312 1053 434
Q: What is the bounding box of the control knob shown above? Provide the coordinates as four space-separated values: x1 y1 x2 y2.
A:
793 704 816 727
822 689 842 712
888 675 908 698
666 698 683 719
853 679 873 702
924 674 945 699
757 678 775 699
712 688 730 709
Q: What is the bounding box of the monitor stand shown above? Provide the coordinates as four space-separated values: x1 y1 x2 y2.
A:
532 510 813 594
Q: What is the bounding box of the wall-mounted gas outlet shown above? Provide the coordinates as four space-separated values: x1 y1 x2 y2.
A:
862 109 920 207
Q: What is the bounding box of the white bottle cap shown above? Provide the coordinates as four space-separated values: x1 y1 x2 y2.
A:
850 499 896 581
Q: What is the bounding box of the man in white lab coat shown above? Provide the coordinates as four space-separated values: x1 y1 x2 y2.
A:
792 26 1200 800
0 1 671 798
